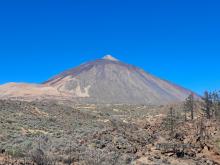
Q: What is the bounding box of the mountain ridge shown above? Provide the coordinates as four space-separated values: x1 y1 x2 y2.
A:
0 55 196 104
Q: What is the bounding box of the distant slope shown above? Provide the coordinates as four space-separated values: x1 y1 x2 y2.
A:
0 55 196 104
42 55 194 104
0 83 69 100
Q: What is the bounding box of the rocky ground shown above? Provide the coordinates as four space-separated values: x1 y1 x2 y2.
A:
0 100 220 165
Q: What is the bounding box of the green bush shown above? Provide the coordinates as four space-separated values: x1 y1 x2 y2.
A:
6 147 25 158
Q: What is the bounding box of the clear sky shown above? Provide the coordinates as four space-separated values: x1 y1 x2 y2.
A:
0 0 219 94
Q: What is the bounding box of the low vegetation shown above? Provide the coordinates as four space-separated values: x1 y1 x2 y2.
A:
0 91 220 164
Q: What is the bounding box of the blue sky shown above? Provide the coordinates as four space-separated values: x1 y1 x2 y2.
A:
0 0 219 94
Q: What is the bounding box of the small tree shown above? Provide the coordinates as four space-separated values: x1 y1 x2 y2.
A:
184 93 195 121
164 107 179 136
212 91 220 120
218 91 220 120
197 117 208 141
202 91 213 119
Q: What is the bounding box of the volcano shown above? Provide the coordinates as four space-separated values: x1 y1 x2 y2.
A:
44 55 194 104
0 55 194 104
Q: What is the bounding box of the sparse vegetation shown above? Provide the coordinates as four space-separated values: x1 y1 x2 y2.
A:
211 91 220 120
0 96 220 165
184 93 195 121
202 91 213 119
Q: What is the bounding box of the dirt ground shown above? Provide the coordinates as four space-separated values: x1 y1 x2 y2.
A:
0 100 220 165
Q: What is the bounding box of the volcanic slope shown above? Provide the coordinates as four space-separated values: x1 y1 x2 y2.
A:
42 55 193 104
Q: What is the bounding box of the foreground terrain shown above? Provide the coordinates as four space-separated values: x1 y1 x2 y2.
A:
0 100 220 165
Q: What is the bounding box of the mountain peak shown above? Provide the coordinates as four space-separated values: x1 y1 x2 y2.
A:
0 54 194 104
102 55 119 61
